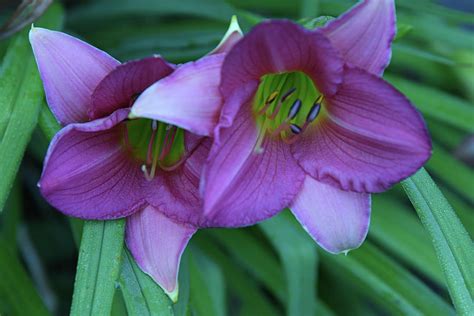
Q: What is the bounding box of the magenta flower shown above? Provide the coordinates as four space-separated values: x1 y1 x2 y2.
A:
30 18 241 301
201 0 432 254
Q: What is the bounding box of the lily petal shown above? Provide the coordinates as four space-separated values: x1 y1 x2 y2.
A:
322 0 396 76
39 109 146 219
209 15 243 54
90 56 175 120
202 83 305 227
220 20 343 98
290 176 371 254
29 27 119 124
292 66 432 193
130 54 225 136
126 205 196 302
146 137 210 227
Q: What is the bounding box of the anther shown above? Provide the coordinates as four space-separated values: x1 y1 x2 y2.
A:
266 91 279 104
281 87 296 102
258 91 279 115
306 101 321 123
287 99 302 120
290 124 302 135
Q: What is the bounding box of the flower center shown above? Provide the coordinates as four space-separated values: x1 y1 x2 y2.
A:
252 71 324 153
123 119 185 180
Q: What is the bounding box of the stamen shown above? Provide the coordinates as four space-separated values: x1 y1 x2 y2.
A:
306 96 323 123
268 87 297 120
272 98 302 137
287 99 302 120
159 126 177 160
146 120 158 165
281 87 296 102
290 124 302 135
257 91 279 115
266 91 279 104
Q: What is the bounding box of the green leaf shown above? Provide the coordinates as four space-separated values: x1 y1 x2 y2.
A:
320 242 455 315
68 0 235 26
118 249 173 316
189 246 226 316
195 235 280 316
426 143 474 204
402 168 474 314
70 220 126 316
370 194 444 285
209 229 286 302
0 4 63 212
0 238 50 316
386 75 474 132
260 211 318 316
173 251 191 316
0 180 21 245
394 24 413 41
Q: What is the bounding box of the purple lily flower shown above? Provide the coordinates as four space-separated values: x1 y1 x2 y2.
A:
30 18 242 301
201 0 432 254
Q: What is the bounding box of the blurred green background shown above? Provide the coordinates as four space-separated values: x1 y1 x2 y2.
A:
0 0 473 315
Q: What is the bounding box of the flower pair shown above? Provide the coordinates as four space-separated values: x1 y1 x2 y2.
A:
31 0 431 301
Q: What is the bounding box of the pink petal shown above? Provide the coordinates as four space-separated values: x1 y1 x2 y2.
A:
130 54 225 136
292 66 431 193
290 176 371 254
322 0 396 76
202 84 305 227
39 109 147 219
220 20 343 98
126 205 196 302
208 16 243 54
29 27 119 124
90 56 175 120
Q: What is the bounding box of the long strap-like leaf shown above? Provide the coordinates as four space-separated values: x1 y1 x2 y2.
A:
402 168 474 315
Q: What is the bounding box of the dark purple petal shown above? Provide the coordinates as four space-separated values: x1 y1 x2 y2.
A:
130 54 224 136
292 66 432 193
126 205 196 302
29 27 119 124
290 176 371 254
220 20 343 98
39 109 147 219
146 137 210 227
322 0 396 76
90 56 175 120
202 84 305 227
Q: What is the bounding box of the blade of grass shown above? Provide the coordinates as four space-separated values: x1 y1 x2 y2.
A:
195 234 282 316
0 3 63 212
402 168 474 314
426 143 474 203
208 228 286 302
70 219 126 316
189 246 226 316
260 211 318 316
0 238 50 316
118 249 173 316
320 242 455 315
386 75 474 132
173 250 191 316
370 195 444 285
0 180 21 245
